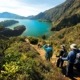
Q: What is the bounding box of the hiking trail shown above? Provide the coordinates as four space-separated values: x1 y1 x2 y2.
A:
25 38 80 80
25 38 57 63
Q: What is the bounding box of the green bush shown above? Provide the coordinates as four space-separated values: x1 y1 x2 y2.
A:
28 37 38 45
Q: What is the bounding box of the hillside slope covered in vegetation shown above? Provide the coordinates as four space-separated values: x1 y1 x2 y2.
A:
51 0 80 31
32 0 76 21
49 24 80 54
0 37 68 80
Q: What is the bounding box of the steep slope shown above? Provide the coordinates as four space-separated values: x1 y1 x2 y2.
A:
49 23 80 54
51 0 80 31
33 0 80 31
33 0 75 21
0 37 68 80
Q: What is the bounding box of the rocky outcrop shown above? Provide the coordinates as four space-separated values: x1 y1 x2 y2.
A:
0 25 26 37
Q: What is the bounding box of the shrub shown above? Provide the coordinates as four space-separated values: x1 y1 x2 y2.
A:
28 37 38 45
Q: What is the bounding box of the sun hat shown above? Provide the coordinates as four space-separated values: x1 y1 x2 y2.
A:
47 44 51 47
61 44 65 48
70 44 77 49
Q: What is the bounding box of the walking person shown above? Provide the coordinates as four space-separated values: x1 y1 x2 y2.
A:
43 44 53 61
56 44 67 68
62 44 80 77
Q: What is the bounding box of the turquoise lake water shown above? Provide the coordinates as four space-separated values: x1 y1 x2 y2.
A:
0 18 52 37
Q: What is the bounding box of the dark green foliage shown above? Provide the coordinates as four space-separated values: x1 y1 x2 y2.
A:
52 14 80 31
51 0 80 31
28 37 38 45
0 37 48 80
42 35 46 40
0 26 5 30
0 20 19 27
0 25 26 37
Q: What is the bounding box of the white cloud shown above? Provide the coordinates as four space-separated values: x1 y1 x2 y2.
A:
0 0 66 16
0 0 49 16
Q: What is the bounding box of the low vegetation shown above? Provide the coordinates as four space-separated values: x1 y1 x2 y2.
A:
49 23 80 54
28 37 38 45
0 37 68 80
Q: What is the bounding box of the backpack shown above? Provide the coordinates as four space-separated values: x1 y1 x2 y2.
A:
75 53 80 64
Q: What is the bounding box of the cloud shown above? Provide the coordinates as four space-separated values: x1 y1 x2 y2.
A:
0 0 66 16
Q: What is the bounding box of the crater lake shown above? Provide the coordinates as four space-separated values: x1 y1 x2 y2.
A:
0 18 52 37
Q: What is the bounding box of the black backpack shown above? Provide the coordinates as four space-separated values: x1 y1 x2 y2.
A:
75 53 80 64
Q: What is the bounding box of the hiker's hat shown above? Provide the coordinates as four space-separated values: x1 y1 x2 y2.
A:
70 44 77 49
47 44 50 47
61 44 65 48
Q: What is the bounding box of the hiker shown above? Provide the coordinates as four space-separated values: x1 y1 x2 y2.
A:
74 49 80 71
62 44 80 77
38 42 42 48
43 44 53 61
56 44 67 68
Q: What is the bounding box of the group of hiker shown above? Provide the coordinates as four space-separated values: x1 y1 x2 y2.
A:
38 42 80 78
56 44 80 78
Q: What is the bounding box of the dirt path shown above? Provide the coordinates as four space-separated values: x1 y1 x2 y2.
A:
25 38 57 63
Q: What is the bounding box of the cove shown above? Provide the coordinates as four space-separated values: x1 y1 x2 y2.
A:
0 18 52 37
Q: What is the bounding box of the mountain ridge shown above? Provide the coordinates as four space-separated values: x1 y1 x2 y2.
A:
32 0 75 21
0 12 28 19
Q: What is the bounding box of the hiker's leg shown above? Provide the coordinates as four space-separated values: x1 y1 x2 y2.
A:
45 53 48 60
75 63 80 71
60 59 64 67
66 63 70 76
56 58 60 67
66 63 74 77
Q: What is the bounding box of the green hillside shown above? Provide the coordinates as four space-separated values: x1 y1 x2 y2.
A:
33 0 75 21
51 0 80 31
0 37 68 80
49 24 80 54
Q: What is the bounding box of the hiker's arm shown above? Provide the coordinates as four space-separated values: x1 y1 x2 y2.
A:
58 50 63 58
62 52 70 61
62 56 69 61
43 45 47 51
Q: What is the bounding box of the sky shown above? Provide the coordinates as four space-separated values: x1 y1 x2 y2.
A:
0 0 66 17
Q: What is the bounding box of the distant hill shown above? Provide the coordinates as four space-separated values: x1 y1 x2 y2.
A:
0 12 27 19
26 15 34 19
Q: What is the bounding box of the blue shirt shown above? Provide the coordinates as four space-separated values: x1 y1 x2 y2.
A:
45 47 53 54
43 45 53 54
62 49 80 63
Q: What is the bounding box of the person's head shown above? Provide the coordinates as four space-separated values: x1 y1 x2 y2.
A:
70 44 77 50
47 44 51 47
61 44 65 49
